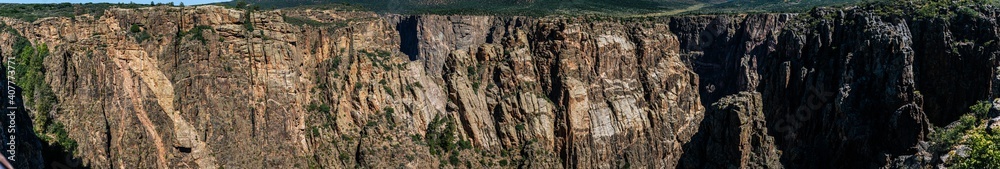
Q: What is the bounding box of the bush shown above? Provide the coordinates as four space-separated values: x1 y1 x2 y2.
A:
243 16 254 32
457 139 472 150
472 81 481 91
130 24 142 33
466 65 476 75
383 86 394 97
383 107 394 115
13 42 73 153
929 100 1000 168
317 104 330 113
338 152 350 161
448 151 461 165
282 15 328 27
181 25 213 44
970 100 991 118
45 122 77 153
425 115 458 156
330 56 342 69
952 127 1000 168
306 102 331 113
930 101 990 152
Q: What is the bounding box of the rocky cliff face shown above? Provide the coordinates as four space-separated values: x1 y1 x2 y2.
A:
0 5 704 168
0 3 996 169
761 9 931 168
679 92 782 169
674 5 1000 168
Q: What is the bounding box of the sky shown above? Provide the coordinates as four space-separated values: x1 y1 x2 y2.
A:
0 0 230 5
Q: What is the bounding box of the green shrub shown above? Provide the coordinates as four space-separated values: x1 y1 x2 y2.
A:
134 31 151 43
354 82 364 90
317 104 331 113
970 100 991 118
930 104 984 152
457 139 472 150
466 65 476 75
243 12 254 32
282 15 328 27
307 102 331 113
383 86 394 97
330 56 342 69
957 6 981 18
929 100 1000 168
425 115 458 156
130 24 142 33
448 151 461 165
307 102 319 111
472 82 481 94
13 42 73 153
952 127 1000 168
383 107 394 115
338 152 350 161
182 25 213 44
45 122 77 153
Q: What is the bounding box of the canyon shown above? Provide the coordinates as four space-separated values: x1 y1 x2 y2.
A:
0 2 997 168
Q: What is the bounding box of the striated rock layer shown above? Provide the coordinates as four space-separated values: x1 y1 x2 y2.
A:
0 4 997 169
0 6 704 168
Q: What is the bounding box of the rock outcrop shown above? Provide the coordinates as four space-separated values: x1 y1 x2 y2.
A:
679 92 782 169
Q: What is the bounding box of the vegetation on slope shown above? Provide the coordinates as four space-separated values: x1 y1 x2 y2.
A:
861 0 999 19
0 0 901 18
929 101 1000 168
682 0 861 14
216 0 875 16
3 23 75 155
0 2 152 22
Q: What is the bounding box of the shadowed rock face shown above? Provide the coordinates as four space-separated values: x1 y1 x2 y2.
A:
679 92 782 169
0 4 997 169
670 14 794 108
672 6 1000 168
0 66 46 169
760 9 930 168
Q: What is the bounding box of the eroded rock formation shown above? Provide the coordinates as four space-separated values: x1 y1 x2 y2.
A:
0 3 996 168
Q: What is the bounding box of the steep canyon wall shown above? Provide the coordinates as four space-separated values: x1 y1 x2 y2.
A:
0 4 996 168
